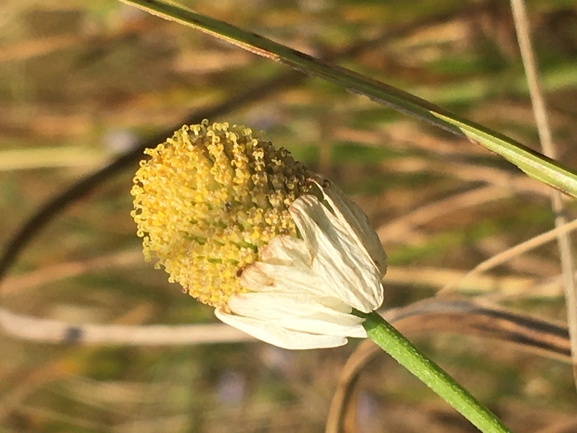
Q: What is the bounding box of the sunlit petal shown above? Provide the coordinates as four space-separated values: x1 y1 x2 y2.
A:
289 195 384 312
216 308 348 350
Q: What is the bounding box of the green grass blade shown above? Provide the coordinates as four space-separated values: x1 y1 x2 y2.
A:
120 0 577 198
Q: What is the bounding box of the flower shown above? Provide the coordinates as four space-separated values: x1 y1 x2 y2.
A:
131 120 386 349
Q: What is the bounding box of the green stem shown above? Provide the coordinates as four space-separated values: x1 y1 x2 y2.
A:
359 311 512 433
121 0 577 198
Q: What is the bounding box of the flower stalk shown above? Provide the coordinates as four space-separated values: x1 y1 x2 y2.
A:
358 310 512 433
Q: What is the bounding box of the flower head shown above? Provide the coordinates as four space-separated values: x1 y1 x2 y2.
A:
132 120 386 349
131 120 309 309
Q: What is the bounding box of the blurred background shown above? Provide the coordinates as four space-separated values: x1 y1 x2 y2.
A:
1 0 577 431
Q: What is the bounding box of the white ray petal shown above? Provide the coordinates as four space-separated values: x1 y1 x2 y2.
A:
310 175 388 275
290 196 384 312
227 292 366 337
258 235 311 266
215 308 348 350
241 261 327 295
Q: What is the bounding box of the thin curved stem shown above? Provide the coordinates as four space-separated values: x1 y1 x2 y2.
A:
510 0 577 387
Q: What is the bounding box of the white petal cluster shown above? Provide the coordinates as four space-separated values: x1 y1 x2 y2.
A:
216 178 387 349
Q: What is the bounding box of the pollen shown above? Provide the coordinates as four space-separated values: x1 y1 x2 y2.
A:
131 120 310 309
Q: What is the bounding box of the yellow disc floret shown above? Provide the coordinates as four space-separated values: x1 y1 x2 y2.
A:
131 120 310 309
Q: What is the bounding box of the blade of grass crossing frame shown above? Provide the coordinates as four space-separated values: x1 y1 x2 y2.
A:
120 0 577 198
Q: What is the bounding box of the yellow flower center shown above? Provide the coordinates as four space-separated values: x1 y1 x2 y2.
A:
131 120 310 309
